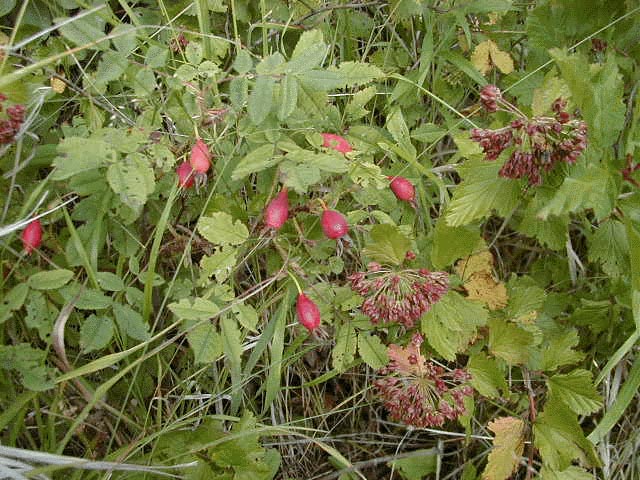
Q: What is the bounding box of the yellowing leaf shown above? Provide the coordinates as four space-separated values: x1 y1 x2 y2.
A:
51 76 66 94
464 273 509 310
471 39 514 76
456 252 508 310
482 417 525 480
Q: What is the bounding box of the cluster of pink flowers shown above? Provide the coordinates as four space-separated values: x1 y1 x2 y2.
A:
0 94 25 144
374 333 473 428
348 264 449 328
471 85 588 185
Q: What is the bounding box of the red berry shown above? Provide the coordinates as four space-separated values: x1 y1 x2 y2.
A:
176 161 195 188
296 293 320 331
321 209 349 239
264 188 289 230
321 133 352 154
189 138 211 174
21 219 42 255
388 175 416 203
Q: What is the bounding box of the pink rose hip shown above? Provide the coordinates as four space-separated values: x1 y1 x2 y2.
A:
296 293 321 331
321 209 349 240
22 219 42 255
264 188 289 230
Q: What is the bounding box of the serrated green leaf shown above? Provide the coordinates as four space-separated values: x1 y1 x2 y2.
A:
422 291 488 360
531 73 571 116
280 159 321 194
185 320 221 364
57 11 107 50
388 449 438 480
185 42 203 65
540 466 593 480
537 165 616 221
537 328 585 372
286 29 326 73
333 323 357 372
80 315 114 352
197 212 249 246
233 303 259 333
431 218 482 269
200 247 238 283
0 283 29 324
277 75 298 121
233 49 253 74
231 144 277 181
294 151 349 174
386 108 416 159
145 44 168 68
488 318 533 365
362 224 411 266
52 137 114 180
588 219 629 276
248 76 275 125
299 62 384 90
467 352 507 398
106 153 155 214
113 303 150 341
27 269 74 290
349 160 387 189
96 272 125 292
547 369 602 416
517 186 569 250
0 344 55 391
533 397 599 470
133 69 156 96
169 297 220 320
446 158 521 227
357 333 388 370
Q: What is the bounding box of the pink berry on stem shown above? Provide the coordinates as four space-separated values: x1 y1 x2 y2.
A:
321 209 349 240
264 188 289 230
190 138 211 174
176 161 195 188
22 219 42 255
388 176 416 203
296 293 321 331
321 133 352 154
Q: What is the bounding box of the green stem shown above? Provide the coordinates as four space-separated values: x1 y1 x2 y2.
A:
287 271 302 294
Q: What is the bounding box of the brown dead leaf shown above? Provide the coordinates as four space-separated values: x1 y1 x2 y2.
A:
483 416 525 480
464 273 508 310
471 39 514 76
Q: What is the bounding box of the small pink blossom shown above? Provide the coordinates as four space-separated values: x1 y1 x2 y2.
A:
321 133 352 154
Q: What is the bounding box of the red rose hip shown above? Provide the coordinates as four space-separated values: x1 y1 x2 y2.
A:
321 133 352 154
21 219 42 254
264 188 289 230
321 209 349 239
189 138 211 174
388 175 415 203
296 293 320 331
176 161 195 188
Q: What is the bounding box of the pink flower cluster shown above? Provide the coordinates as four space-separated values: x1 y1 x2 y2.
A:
348 265 448 328
374 333 473 428
471 85 588 186
0 94 25 144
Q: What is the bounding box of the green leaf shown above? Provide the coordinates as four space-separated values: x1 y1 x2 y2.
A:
233 303 259 333
277 75 298 121
550 49 626 150
229 76 249 111
299 62 384 90
531 73 571 116
431 218 482 269
467 352 507 398
106 153 156 214
446 158 521 227
588 219 629 277
346 86 376 121
386 108 416 159
185 320 221 364
80 315 114 352
388 449 438 480
27 269 74 290
547 369 602 416
185 42 203 65
357 333 388 370
300 151 349 174
56 10 107 50
280 159 321 194
145 44 169 68
197 212 249 246
533 397 599 470
517 187 568 250
168 297 220 320
540 466 593 480
232 49 253 74
537 164 616 221
231 144 277 181
0 283 29 324
286 29 327 74
221 316 243 414
333 322 357 372
248 75 275 125
537 328 585 372
61 287 112 310
421 291 488 361
96 272 125 292
52 137 114 180
94 50 128 90
362 224 411 266
488 318 534 365
112 303 150 341
200 247 238 283
0 344 55 391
